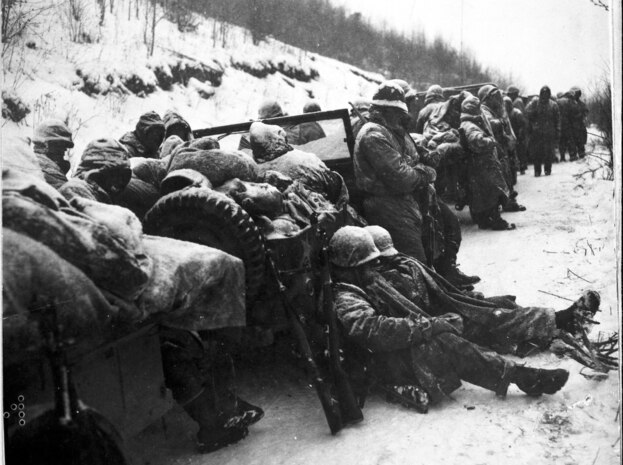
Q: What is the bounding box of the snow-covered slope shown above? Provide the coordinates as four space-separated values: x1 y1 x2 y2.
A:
2 0 381 164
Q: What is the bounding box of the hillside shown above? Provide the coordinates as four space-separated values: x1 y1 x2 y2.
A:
2 0 382 161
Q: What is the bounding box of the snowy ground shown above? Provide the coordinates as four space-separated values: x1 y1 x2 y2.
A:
127 155 620 465
2 3 619 463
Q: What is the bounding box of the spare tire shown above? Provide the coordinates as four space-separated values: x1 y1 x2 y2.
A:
143 187 265 305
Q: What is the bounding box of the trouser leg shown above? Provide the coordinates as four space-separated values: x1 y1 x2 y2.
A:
544 140 554 174
160 328 238 430
434 202 461 272
421 333 509 393
364 195 427 263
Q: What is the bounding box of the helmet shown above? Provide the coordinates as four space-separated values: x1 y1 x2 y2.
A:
258 100 285 119
303 100 321 113
329 226 380 267
364 225 398 257
478 85 498 103
160 168 212 196
32 119 74 147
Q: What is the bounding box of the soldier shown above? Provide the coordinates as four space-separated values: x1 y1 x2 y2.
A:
415 84 445 134
354 81 436 263
570 86 588 158
504 96 528 174
478 85 525 212
556 90 579 162
163 110 193 142
366 225 601 355
329 226 570 409
525 86 560 176
287 100 326 144
388 79 418 132
59 138 132 204
119 111 165 159
506 85 525 114
459 94 514 230
31 119 74 189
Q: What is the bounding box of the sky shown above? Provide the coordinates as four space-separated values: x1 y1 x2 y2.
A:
330 0 614 95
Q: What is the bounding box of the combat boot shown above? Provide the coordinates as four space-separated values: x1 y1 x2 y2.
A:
380 384 429 414
442 264 481 286
512 366 569 397
181 390 247 453
555 290 601 335
489 215 516 231
503 198 527 212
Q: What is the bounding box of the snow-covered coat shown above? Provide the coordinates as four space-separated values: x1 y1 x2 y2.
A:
119 111 165 159
333 280 458 401
415 99 445 134
525 97 560 141
377 254 558 355
459 104 509 214
481 103 517 188
333 275 515 402
34 153 68 189
354 111 435 261
163 110 193 141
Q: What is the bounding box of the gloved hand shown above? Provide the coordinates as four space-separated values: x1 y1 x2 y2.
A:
431 314 463 336
416 163 437 183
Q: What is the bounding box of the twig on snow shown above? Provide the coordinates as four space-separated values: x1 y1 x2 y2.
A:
567 268 594 283
585 153 611 165
591 448 600 465
538 290 574 302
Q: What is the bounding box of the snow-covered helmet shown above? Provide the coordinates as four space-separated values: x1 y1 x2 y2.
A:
364 225 398 257
32 119 74 148
329 226 381 267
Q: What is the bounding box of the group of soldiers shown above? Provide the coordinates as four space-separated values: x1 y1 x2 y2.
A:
5 77 599 459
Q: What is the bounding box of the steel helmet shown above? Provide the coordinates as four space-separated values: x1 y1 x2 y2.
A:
32 119 74 147
364 225 398 257
329 226 381 267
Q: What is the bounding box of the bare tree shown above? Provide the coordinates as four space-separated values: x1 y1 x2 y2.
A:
2 0 52 58
589 0 609 11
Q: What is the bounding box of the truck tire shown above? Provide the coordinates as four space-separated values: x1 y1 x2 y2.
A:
144 187 265 305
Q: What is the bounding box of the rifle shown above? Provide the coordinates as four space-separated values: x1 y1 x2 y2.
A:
319 240 364 425
348 101 369 126
265 254 343 435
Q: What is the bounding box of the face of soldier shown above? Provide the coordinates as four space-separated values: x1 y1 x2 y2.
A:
46 141 72 173
539 87 551 103
167 124 190 142
144 127 165 152
93 169 132 197
488 90 504 112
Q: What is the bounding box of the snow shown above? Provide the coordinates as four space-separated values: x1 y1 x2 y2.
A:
124 154 620 465
2 1 620 464
1 0 378 169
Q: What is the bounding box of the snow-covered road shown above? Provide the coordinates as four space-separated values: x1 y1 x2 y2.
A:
129 156 620 465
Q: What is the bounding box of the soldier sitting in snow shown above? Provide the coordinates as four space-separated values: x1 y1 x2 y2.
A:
364 225 601 356
328 226 571 411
